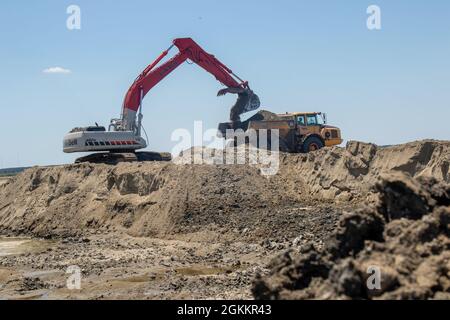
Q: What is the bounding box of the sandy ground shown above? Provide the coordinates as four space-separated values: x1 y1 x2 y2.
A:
0 204 338 300
0 140 448 299
0 177 10 187
1 234 272 299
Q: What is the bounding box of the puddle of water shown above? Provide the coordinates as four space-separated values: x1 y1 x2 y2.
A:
23 270 62 278
10 290 50 301
0 238 53 257
118 274 151 283
175 266 232 276
0 240 29 257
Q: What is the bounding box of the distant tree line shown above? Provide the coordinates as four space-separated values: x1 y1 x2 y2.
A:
0 167 28 177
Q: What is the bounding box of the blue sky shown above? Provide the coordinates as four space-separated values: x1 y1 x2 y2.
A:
0 0 449 168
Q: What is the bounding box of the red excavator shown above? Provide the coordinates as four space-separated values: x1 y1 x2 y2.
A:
63 38 260 163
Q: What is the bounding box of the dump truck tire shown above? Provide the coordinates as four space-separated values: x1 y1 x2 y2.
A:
302 136 324 153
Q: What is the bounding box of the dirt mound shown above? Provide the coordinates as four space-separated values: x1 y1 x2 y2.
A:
281 139 449 201
0 140 448 241
0 161 313 241
252 172 450 300
246 110 282 122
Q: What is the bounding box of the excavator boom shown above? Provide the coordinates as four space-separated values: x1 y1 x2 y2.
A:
122 38 260 130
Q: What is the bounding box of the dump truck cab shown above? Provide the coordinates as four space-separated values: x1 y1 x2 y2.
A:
277 112 343 151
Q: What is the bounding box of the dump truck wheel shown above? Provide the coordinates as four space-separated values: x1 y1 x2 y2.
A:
303 136 324 153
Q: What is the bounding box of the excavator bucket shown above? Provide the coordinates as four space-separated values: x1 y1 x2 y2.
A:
230 90 261 122
218 90 261 138
245 92 261 113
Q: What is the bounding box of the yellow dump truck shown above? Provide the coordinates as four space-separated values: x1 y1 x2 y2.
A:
218 111 343 153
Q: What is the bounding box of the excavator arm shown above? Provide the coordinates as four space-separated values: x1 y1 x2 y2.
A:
121 38 260 131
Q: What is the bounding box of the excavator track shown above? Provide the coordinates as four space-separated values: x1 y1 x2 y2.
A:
74 152 172 165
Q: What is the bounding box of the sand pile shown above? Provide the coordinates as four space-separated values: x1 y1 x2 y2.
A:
252 172 450 300
280 139 449 200
0 140 448 240
0 160 304 240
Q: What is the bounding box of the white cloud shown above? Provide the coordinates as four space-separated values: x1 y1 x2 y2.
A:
43 67 72 74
